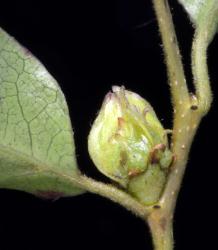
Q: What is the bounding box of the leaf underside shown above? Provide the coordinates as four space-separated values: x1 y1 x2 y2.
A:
0 28 85 198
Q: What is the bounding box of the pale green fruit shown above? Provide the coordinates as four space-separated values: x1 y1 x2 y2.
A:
88 86 173 205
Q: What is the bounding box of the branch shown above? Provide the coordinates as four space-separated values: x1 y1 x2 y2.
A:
64 173 152 219
150 0 213 249
191 7 218 115
152 0 212 213
152 0 190 111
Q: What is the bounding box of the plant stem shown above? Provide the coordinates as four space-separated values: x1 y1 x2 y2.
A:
148 211 173 250
192 2 218 115
152 0 189 109
151 0 213 249
192 28 212 115
151 0 197 216
67 174 152 218
151 0 204 249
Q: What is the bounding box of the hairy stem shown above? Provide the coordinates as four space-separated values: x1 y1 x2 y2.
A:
152 0 190 212
191 3 218 115
152 0 189 110
148 210 173 250
71 174 152 218
192 29 212 115
151 0 212 249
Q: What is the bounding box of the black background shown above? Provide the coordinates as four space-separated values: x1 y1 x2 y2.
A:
0 0 217 249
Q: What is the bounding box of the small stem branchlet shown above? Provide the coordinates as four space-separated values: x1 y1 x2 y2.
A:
150 0 213 249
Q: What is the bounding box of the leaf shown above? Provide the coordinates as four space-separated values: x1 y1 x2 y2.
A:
178 0 218 33
0 27 85 198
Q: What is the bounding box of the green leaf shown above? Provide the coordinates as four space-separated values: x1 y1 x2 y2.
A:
0 27 85 198
178 0 218 36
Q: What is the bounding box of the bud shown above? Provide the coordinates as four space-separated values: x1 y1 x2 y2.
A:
88 86 173 205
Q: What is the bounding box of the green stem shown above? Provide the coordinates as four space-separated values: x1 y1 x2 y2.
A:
152 0 189 110
150 0 210 249
151 1 214 250
191 3 218 115
148 212 173 250
67 174 152 218
192 29 212 115
151 3 197 217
